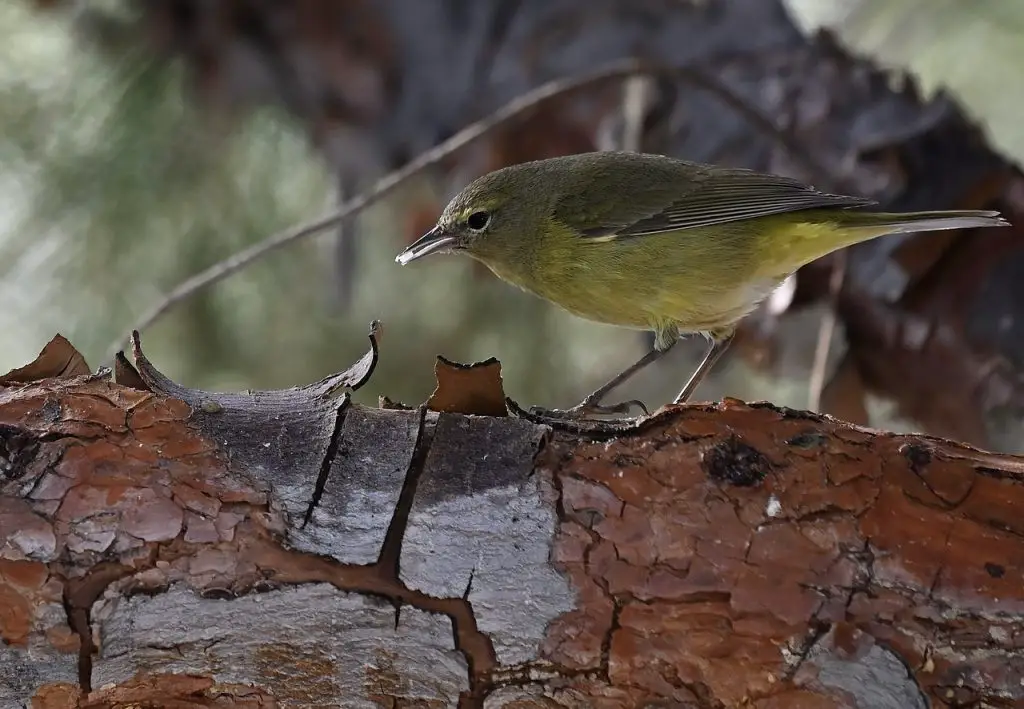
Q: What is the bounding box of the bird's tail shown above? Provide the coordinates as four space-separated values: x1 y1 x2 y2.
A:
837 209 1010 238
758 208 1010 278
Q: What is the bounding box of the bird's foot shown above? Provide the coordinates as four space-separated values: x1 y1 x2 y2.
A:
528 397 649 420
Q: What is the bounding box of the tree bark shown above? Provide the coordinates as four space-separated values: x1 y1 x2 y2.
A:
2 336 1023 709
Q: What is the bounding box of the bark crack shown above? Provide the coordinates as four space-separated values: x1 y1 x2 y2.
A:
62 562 136 693
781 612 831 681
376 406 430 577
302 396 350 527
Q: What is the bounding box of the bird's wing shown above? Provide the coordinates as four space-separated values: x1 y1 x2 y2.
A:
555 163 875 241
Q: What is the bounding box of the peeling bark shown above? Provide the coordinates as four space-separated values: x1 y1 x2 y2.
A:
2 343 1024 708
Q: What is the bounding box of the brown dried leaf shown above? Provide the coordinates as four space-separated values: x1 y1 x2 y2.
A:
426 356 507 417
113 351 150 392
0 334 90 386
836 292 995 446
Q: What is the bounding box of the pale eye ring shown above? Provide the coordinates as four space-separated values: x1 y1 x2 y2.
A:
467 211 490 231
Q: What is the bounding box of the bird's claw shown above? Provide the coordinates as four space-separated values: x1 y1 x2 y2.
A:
528 397 649 420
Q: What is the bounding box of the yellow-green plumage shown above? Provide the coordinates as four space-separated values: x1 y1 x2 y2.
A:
511 209 981 347
396 151 1008 413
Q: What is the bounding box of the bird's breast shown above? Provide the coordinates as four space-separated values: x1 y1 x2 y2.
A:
490 223 776 335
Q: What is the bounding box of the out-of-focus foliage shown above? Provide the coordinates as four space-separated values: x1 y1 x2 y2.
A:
785 0 1024 168
0 3 330 385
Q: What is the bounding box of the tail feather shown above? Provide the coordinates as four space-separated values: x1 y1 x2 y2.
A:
843 209 1010 235
763 208 1011 277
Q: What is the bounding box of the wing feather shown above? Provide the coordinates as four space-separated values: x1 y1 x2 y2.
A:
555 159 874 240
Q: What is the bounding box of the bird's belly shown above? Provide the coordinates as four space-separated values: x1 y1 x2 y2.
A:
526 259 778 335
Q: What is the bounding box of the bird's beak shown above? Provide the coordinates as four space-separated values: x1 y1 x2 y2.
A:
395 225 458 265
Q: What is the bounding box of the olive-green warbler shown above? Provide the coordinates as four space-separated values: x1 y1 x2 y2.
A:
395 151 1009 417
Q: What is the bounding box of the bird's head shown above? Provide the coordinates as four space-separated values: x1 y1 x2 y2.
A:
395 164 549 268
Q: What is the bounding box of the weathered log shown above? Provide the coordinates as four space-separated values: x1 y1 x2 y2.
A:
2 334 1023 708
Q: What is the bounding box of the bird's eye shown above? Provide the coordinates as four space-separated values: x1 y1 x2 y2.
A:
466 211 490 231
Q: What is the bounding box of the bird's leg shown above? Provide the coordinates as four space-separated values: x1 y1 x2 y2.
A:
575 346 673 414
673 331 735 404
530 340 675 419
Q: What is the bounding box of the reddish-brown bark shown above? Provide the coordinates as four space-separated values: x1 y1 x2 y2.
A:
2 348 1023 707
541 403 1024 707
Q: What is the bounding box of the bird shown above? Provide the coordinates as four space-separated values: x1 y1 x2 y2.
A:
395 151 1010 418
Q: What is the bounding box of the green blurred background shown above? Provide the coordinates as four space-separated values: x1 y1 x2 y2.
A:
1 1 1021 435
